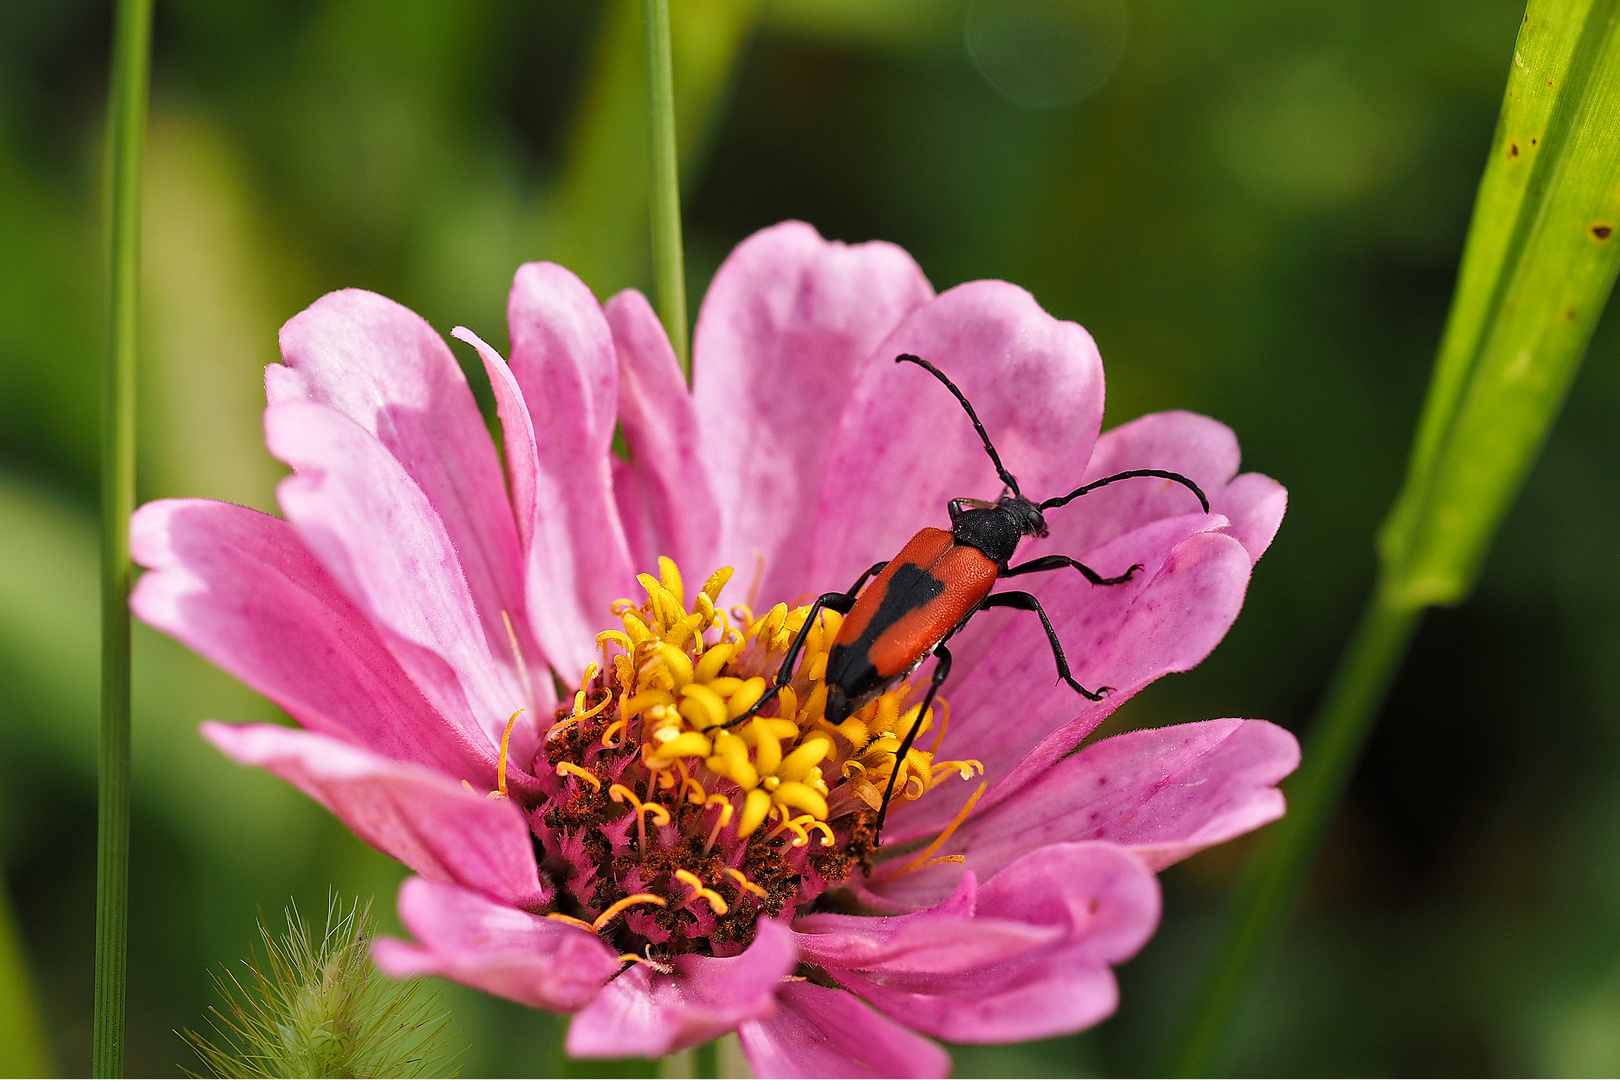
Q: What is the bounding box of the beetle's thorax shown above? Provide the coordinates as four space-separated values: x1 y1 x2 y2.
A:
948 493 1048 566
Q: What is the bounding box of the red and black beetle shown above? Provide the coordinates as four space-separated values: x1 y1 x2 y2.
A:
732 354 1210 838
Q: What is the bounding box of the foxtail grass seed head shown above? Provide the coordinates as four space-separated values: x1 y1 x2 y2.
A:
183 896 460 1079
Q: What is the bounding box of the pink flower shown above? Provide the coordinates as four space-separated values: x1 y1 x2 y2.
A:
131 221 1297 1078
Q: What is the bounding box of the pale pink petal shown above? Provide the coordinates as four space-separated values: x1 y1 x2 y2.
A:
737 981 949 1080
795 874 1060 974
950 719 1299 876
836 944 1119 1045
372 877 618 1012
975 842 1160 962
265 399 541 771
969 532 1258 814
273 290 527 665
1219 471 1288 562
828 844 1158 1043
1054 410 1283 562
130 499 502 785
451 327 536 554
449 327 552 718
693 221 934 604
807 280 1105 598
604 288 721 577
566 918 797 1059
203 722 547 908
506 263 638 681
883 517 1252 844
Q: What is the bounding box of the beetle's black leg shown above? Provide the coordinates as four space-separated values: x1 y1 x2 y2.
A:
1003 553 1143 586
722 561 889 729
979 590 1108 701
874 638 953 843
847 560 890 596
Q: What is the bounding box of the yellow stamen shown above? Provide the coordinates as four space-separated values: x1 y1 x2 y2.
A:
931 759 984 782
674 869 731 916
611 782 671 854
555 761 602 791
766 809 812 847
592 893 668 932
609 784 672 826
501 610 536 709
925 697 952 755
744 551 764 611
495 709 523 798
724 867 768 899
597 629 633 655
600 719 626 748
545 912 595 932
703 794 734 854
658 555 685 607
674 760 707 805
461 779 477 795
881 780 988 879
737 788 772 838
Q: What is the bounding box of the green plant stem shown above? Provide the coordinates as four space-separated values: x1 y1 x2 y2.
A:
95 0 152 1074
640 0 689 374
1168 590 1422 1075
692 1038 720 1078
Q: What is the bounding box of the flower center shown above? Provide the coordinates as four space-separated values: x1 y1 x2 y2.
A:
531 557 982 960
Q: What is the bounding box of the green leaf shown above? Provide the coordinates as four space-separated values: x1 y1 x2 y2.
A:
1172 2 1620 1073
1379 0 1620 608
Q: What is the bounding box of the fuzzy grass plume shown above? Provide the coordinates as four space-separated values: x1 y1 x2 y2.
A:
183 896 459 1078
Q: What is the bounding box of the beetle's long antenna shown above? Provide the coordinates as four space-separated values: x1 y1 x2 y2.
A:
1040 469 1211 513
896 354 1022 498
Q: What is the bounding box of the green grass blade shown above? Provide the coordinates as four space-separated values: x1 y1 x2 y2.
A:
1380 0 1620 605
642 0 690 372
541 0 760 306
1172 1 1620 1072
95 0 152 1074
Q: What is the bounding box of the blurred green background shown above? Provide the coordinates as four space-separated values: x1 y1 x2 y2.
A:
2 0 1618 1074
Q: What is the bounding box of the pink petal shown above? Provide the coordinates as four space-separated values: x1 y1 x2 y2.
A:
1219 471 1288 562
505 263 638 681
884 517 1253 844
372 877 618 1012
1057 410 1284 563
693 221 934 605
265 399 541 773
795 874 1061 974
951 719 1299 876
451 328 537 555
737 981 949 1080
203 722 547 908
971 531 1257 813
273 290 527 670
807 279 1104 598
975 842 1160 963
448 327 553 719
130 499 501 784
604 288 721 577
837 943 1120 1045
824 844 1158 1043
567 918 798 1059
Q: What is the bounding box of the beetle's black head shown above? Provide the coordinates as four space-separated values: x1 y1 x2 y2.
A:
948 493 1047 566
998 493 1048 538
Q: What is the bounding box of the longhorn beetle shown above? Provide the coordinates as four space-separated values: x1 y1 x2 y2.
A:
730 354 1210 840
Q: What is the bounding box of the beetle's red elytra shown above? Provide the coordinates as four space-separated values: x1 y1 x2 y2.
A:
730 354 1211 839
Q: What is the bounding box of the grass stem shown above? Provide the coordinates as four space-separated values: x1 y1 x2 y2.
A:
95 0 152 1073
640 0 689 374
